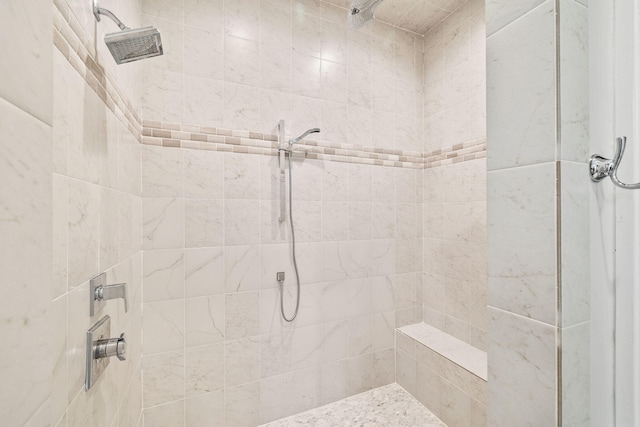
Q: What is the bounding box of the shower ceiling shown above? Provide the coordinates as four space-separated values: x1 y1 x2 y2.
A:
326 0 466 34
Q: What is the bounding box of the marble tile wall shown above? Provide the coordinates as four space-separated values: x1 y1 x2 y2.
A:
0 1 53 426
50 0 144 426
486 0 590 425
140 144 423 426
136 1 428 424
422 0 488 351
139 0 424 153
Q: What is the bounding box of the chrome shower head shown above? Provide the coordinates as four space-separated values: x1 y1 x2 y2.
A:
349 0 384 29
104 27 163 64
290 128 321 145
93 0 163 64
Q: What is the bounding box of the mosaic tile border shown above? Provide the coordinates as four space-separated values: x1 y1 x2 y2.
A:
53 0 142 142
141 120 427 169
424 139 487 168
52 0 486 170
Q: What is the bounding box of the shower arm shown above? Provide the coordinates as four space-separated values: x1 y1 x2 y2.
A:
93 0 129 30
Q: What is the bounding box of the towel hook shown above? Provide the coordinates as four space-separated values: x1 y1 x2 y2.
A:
589 137 640 189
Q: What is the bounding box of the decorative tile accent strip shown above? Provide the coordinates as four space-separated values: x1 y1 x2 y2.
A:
52 0 486 169
53 0 141 143
140 120 426 168
423 138 487 168
141 121 486 169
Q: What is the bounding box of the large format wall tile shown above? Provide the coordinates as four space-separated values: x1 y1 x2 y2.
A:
487 307 556 426
0 97 52 427
0 1 52 123
488 163 557 325
487 0 556 170
560 160 590 326
486 0 547 36
559 0 589 162
561 322 590 426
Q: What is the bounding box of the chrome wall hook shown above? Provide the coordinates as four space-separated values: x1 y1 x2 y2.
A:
589 137 640 189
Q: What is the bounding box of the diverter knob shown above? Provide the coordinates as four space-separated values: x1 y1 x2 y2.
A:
94 333 126 361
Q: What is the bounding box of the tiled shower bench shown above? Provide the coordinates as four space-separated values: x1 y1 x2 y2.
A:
396 323 488 426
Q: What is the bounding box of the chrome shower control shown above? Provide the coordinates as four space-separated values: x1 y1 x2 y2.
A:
94 333 126 361
90 273 129 316
86 315 126 390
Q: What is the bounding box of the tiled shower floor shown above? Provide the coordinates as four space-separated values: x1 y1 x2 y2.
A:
259 383 447 427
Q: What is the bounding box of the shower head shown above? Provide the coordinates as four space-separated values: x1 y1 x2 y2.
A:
93 0 163 64
104 27 163 64
349 0 384 29
290 128 321 145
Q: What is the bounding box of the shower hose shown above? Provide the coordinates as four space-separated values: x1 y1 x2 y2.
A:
281 150 301 322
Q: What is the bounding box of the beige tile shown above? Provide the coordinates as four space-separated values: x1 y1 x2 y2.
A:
186 295 225 346
142 198 185 250
143 300 185 354
143 400 185 427
225 381 260 427
225 291 260 340
487 307 556 426
488 164 556 324
143 249 185 302
225 337 261 387
143 351 185 408
487 0 556 169
347 353 373 395
141 144 184 197
186 343 225 396
185 199 224 247
0 0 52 122
186 391 224 427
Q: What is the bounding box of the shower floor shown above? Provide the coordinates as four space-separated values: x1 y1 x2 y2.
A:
258 383 446 427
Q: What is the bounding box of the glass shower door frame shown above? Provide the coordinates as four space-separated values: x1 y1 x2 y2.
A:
590 0 640 425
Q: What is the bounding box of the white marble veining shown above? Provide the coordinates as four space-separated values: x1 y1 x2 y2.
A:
487 308 556 426
0 0 52 123
488 164 557 325
561 322 590 426
185 247 225 297
486 0 547 36
560 161 590 326
487 0 556 170
143 198 185 250
142 145 184 198
0 97 52 427
186 295 225 346
559 0 589 163
143 249 185 302
143 350 186 408
259 383 446 427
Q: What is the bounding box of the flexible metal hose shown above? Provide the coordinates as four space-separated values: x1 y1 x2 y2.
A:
280 151 301 322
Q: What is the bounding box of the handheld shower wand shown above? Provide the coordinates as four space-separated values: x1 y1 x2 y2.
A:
276 122 321 322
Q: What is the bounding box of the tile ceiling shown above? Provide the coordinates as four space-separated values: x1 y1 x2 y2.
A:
323 0 467 34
